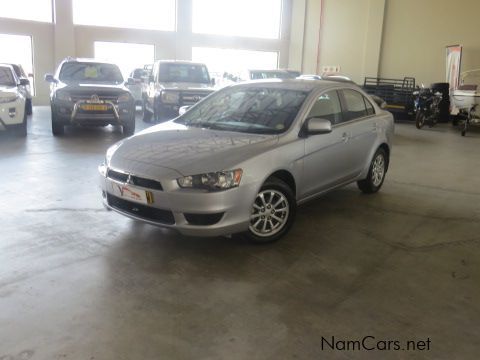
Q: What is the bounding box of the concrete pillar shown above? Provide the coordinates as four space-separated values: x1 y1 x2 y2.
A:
53 0 75 66
175 0 193 60
362 0 385 78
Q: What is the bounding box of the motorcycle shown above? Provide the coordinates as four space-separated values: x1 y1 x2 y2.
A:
413 86 443 129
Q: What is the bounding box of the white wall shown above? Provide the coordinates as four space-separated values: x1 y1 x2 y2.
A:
0 0 293 105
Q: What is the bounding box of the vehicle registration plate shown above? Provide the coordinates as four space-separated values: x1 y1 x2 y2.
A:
81 104 109 111
110 182 154 204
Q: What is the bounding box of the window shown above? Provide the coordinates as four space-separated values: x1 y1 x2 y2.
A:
0 34 35 95
59 62 124 83
73 0 176 31
364 97 375 115
192 47 278 83
342 89 368 121
192 0 282 39
0 0 52 22
158 63 210 84
307 91 343 124
0 66 16 87
94 42 155 79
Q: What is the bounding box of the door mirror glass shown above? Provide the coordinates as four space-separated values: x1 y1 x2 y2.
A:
19 78 30 86
44 73 55 83
305 117 332 135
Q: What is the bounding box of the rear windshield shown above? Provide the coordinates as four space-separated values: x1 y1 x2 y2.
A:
59 62 124 83
0 67 16 86
158 63 210 84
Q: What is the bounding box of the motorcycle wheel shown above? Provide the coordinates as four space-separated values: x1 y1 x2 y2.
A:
415 112 426 129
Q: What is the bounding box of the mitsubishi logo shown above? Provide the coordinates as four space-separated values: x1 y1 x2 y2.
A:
193 96 201 102
91 94 100 102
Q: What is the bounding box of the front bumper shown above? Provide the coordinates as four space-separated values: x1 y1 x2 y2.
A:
53 100 134 126
98 165 255 237
0 98 25 130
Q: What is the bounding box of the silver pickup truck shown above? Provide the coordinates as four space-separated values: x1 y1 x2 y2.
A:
143 60 215 122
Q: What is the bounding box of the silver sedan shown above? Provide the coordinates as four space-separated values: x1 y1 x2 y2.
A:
99 80 394 243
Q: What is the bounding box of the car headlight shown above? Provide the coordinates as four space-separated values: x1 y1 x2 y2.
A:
177 169 243 191
161 91 179 104
56 91 71 101
118 93 131 103
0 95 18 104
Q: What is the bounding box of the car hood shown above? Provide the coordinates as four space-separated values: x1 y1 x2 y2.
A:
110 121 279 176
0 86 18 97
57 81 129 93
160 82 214 92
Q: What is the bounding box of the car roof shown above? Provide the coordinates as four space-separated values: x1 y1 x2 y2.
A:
155 60 207 66
233 78 360 92
62 57 118 65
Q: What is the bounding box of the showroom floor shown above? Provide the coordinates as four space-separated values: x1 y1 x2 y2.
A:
1 107 479 360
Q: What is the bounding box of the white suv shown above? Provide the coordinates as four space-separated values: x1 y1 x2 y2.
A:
0 64 27 136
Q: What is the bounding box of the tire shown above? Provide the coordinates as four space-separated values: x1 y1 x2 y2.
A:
26 99 33 116
16 109 27 137
242 178 296 244
123 116 135 136
415 112 425 129
142 99 152 123
357 147 388 194
51 108 64 136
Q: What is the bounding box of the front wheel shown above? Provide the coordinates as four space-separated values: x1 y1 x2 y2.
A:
357 148 388 194
415 111 426 129
123 117 135 136
51 109 64 136
243 178 296 244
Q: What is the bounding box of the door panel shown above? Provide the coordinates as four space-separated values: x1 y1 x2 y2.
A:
300 90 353 197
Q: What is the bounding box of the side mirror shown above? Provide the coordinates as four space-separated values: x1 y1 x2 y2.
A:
371 95 387 109
19 78 30 86
305 117 332 135
126 77 135 85
44 73 55 83
179 105 191 116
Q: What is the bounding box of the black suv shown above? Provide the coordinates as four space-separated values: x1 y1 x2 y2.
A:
143 60 215 122
45 58 136 136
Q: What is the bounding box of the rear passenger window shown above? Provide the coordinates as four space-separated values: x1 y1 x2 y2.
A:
307 90 343 124
342 89 368 121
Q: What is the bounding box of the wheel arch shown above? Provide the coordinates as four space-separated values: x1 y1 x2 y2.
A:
264 169 297 196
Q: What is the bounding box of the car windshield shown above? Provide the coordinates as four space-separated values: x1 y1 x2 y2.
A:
59 62 124 83
0 67 16 86
176 86 309 134
159 63 210 83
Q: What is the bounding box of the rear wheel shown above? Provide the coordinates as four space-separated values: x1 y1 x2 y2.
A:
415 111 425 129
243 178 296 244
357 148 388 194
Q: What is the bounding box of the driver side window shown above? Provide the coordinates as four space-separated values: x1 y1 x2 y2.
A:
307 90 343 124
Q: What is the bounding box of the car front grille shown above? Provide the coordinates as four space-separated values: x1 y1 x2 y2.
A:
107 193 175 225
107 169 163 191
71 93 119 104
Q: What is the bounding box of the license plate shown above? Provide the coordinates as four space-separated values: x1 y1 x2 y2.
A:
110 183 154 204
80 104 109 111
